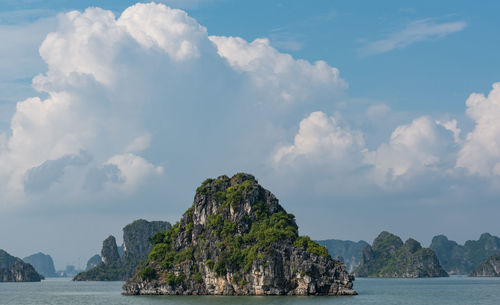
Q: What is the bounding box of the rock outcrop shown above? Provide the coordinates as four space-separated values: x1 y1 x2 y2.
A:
123 173 356 296
430 233 500 274
86 255 101 271
101 236 120 265
315 239 368 273
0 249 43 282
22 252 57 278
354 231 448 278
469 252 500 277
74 219 171 281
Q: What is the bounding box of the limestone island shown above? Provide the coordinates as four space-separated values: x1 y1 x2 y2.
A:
469 252 500 277
123 173 356 296
0 249 43 282
74 219 171 281
354 231 448 278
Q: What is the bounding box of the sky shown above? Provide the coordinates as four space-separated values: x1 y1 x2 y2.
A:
0 0 499 270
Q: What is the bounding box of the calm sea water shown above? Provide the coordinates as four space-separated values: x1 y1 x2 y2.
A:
1 276 499 305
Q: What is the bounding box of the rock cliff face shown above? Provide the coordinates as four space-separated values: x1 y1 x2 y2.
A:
74 219 171 281
123 173 356 296
430 233 500 274
469 253 500 277
354 231 448 278
101 236 120 264
315 239 368 273
22 252 57 278
0 249 43 282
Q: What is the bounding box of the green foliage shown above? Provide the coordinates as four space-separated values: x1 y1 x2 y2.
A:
142 174 330 281
138 266 156 280
196 178 214 194
149 232 167 246
295 236 329 258
166 272 185 286
214 260 226 276
193 272 203 283
207 214 223 228
206 259 214 270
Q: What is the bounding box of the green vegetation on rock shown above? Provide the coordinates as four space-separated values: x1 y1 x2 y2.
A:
469 252 500 277
74 219 171 281
123 173 356 296
430 233 500 274
354 232 448 278
1 249 43 282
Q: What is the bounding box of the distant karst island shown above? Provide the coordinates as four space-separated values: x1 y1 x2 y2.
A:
3 174 499 290
430 233 500 275
0 249 43 282
74 219 171 281
123 173 356 296
354 231 448 278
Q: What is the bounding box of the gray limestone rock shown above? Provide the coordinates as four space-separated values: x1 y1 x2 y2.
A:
123 173 356 296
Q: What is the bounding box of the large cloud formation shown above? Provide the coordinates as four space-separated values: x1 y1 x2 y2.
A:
1 1 499 214
0 3 347 209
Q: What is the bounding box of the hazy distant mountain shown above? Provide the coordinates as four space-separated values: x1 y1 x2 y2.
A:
315 239 368 272
354 231 448 278
430 233 500 274
0 249 43 282
74 219 171 281
85 254 101 271
23 252 57 278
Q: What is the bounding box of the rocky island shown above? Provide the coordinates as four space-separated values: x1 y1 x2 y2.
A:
123 173 356 296
23 252 57 278
430 233 500 274
354 231 448 278
469 252 500 277
0 249 43 282
74 219 171 281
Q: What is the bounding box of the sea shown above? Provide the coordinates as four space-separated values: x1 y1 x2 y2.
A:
1 276 499 305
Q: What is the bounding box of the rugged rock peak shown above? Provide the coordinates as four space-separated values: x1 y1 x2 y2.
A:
101 235 120 265
0 249 43 282
123 173 356 296
469 252 500 277
431 233 500 275
86 255 101 271
372 231 403 255
354 232 448 278
404 238 422 254
123 219 172 259
22 252 57 278
429 234 465 274
74 219 171 281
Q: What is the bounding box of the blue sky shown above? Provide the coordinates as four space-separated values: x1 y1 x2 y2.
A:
0 1 499 269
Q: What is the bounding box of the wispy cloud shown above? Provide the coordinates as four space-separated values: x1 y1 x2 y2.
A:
360 18 467 56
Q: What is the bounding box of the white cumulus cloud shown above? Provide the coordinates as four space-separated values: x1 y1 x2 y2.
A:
364 116 456 183
457 83 500 175
273 111 364 166
0 2 347 209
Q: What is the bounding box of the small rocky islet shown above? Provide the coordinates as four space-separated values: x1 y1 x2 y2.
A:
353 231 448 278
469 252 500 277
123 173 356 296
74 219 171 281
0 249 43 282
